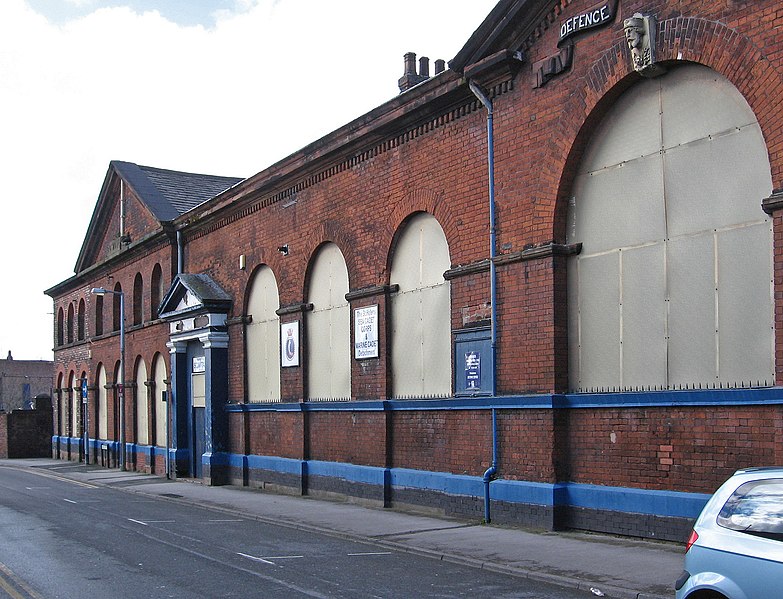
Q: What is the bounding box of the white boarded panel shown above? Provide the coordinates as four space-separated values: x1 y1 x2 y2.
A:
98 365 107 440
330 303 351 399
420 282 452 395
307 244 337 308
420 216 450 286
307 243 350 400
569 152 665 255
391 216 426 292
580 77 662 174
307 309 332 399
70 374 78 436
621 244 667 388
577 252 620 391
661 65 758 149
390 213 451 397
136 360 148 445
153 354 167 446
665 125 772 238
247 266 281 402
192 373 205 408
567 258 581 391
390 290 423 396
247 266 279 318
717 223 774 385
667 234 716 386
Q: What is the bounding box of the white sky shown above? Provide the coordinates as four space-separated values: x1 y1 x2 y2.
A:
0 0 498 360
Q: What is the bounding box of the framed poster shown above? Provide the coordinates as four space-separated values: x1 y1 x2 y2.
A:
354 305 379 359
281 320 300 367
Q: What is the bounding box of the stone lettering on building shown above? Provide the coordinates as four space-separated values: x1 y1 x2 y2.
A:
558 0 619 46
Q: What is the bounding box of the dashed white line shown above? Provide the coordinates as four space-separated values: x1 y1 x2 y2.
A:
127 519 176 526
207 519 243 523
237 552 276 565
63 499 77 504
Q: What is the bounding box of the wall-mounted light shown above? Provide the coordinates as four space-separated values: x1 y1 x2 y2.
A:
277 245 289 256
239 254 246 270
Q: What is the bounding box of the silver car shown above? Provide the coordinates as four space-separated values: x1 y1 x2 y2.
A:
675 467 783 599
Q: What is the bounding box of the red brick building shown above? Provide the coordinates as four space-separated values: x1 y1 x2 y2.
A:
45 0 783 541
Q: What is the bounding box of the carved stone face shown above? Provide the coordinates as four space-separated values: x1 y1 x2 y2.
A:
624 18 645 49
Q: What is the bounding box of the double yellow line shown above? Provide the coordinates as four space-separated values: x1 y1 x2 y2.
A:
0 562 43 599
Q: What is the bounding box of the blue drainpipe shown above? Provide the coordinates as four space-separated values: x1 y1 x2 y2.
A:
469 80 499 523
482 408 498 523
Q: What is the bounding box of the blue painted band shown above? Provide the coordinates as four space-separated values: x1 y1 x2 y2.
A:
246 454 303 475
229 452 711 519
225 387 783 413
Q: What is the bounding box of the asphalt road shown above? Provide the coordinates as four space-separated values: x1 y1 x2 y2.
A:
0 466 587 598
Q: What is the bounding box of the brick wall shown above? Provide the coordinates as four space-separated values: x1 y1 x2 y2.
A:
0 408 53 459
46 0 783 538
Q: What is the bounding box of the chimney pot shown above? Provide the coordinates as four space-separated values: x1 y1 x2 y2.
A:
403 52 417 75
419 56 430 77
434 59 446 74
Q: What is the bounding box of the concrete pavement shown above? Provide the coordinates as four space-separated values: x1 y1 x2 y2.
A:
0 459 683 598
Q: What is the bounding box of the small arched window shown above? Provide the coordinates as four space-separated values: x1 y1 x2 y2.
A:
57 308 64 346
113 283 123 332
133 273 143 326
67 304 74 344
77 299 85 341
95 295 104 337
150 264 163 320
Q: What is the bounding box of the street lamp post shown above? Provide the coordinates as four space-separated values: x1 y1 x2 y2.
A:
91 287 126 471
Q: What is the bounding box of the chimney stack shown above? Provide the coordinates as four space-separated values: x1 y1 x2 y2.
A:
398 52 434 92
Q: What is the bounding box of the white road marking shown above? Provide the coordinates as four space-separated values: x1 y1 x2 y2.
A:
63 498 77 504
127 518 148 526
237 552 276 565
207 519 243 522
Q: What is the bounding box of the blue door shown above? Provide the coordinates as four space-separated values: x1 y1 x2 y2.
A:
191 372 206 478
192 407 205 478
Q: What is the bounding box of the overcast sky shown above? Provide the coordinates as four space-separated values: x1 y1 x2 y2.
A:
0 0 498 361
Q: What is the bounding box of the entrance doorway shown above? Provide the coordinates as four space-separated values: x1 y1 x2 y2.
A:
191 372 206 478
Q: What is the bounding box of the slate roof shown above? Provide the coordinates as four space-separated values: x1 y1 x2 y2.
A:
111 160 244 222
158 273 233 319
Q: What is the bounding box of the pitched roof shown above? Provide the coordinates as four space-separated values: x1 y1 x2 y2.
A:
111 160 244 222
158 273 233 319
69 161 244 275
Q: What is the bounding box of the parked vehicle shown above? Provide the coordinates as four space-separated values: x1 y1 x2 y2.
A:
676 467 783 598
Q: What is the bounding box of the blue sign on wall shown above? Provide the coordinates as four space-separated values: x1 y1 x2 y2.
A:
465 351 481 390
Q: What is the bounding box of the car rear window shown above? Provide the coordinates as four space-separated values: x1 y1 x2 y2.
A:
717 478 783 541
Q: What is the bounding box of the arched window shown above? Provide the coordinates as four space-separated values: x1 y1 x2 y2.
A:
113 283 123 332
566 65 773 392
113 361 122 440
67 304 74 344
95 294 104 337
135 358 148 445
97 364 108 440
246 266 281 402
57 308 64 346
152 353 167 447
68 371 77 438
150 263 163 320
56 372 64 436
77 299 85 341
133 273 143 326
389 212 452 397
306 243 351 400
